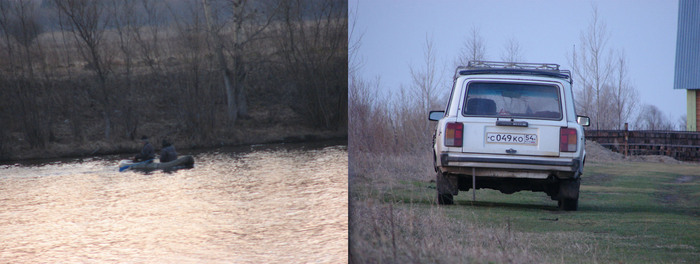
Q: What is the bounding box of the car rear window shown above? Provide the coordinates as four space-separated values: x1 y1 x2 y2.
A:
463 82 562 120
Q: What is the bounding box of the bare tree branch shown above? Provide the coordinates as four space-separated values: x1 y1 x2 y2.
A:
54 0 113 139
500 37 522 63
457 26 486 66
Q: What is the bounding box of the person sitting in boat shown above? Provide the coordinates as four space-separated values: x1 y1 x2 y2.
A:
133 136 155 162
160 139 178 163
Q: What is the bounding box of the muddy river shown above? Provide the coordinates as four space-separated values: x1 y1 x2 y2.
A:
0 142 348 263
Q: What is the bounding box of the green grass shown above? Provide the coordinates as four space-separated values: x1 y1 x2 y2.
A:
351 160 700 263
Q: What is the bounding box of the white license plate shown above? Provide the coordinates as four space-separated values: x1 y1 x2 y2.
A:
486 133 537 145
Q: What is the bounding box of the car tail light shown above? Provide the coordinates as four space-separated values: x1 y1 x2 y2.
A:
560 128 577 152
445 122 463 147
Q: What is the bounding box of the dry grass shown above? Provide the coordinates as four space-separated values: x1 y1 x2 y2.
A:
349 150 535 263
349 152 616 263
350 148 700 263
350 198 541 263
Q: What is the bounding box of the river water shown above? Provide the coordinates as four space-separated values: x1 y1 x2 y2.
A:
0 142 348 263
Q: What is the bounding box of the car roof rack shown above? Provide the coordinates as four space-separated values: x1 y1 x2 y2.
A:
455 61 572 83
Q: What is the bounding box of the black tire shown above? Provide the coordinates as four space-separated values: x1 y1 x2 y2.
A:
437 193 454 205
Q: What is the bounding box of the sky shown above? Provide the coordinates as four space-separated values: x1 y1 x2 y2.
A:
350 0 684 123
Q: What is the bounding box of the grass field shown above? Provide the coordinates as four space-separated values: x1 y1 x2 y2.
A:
350 155 700 263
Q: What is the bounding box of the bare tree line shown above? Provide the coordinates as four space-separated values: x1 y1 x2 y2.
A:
456 8 680 131
569 6 639 130
570 6 683 131
0 0 347 159
455 16 640 131
350 33 444 156
350 4 686 159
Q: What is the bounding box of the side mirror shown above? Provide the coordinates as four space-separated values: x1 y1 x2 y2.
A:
429 111 445 121
577 115 590 127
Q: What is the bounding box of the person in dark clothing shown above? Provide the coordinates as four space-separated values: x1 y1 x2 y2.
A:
160 139 178 163
133 136 155 162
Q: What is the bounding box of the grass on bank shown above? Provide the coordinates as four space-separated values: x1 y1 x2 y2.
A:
350 153 700 263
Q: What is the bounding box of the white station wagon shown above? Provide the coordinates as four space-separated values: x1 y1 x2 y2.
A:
429 61 590 211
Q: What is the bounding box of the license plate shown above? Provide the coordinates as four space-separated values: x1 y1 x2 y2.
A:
486 133 537 145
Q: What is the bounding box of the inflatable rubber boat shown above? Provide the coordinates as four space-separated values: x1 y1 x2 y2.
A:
119 155 195 172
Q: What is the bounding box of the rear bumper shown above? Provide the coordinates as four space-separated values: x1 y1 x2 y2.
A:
439 153 582 179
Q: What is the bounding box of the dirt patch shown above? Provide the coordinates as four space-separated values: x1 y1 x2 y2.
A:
654 175 699 216
675 175 695 184
659 193 679 204
585 140 682 164
585 140 625 162
626 155 684 164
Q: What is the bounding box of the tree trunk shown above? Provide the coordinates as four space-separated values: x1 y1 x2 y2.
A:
202 0 237 124
232 0 247 118
234 55 247 118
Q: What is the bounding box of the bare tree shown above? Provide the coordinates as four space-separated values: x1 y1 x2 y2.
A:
678 114 687 131
571 6 641 130
0 1 11 61
500 37 522 63
169 0 217 140
134 0 168 76
348 0 364 77
409 35 442 118
228 0 247 118
457 26 486 66
348 3 388 154
225 0 281 118
635 104 672 130
54 0 114 140
202 0 279 123
384 35 448 154
596 84 617 128
571 6 615 129
0 0 48 147
611 50 638 129
349 74 384 153
108 0 149 140
202 0 238 124
278 0 348 130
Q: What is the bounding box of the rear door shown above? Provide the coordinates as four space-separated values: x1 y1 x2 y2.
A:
459 80 566 157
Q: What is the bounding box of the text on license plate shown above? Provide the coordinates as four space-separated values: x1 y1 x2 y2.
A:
486 133 537 145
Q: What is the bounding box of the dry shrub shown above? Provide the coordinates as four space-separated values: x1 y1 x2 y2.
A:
348 75 436 157
350 197 543 263
350 151 431 184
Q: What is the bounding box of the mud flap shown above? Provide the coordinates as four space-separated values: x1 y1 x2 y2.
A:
558 178 580 200
437 172 459 195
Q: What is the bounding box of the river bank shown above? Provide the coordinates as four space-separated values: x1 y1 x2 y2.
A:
1 126 346 163
0 1 347 165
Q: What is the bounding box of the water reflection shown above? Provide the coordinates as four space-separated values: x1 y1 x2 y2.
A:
0 143 348 263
